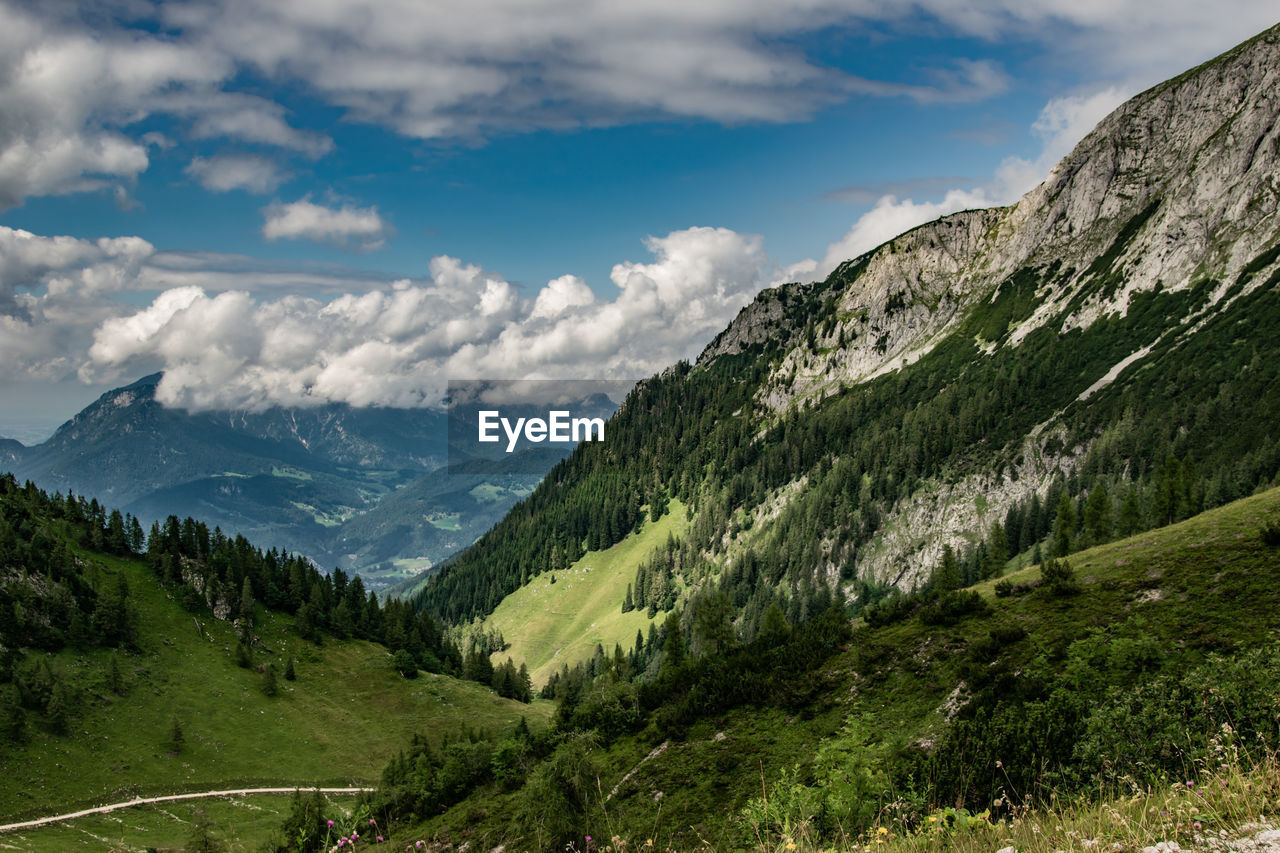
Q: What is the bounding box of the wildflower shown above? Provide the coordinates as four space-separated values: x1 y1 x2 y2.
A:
371 819 377 825
928 816 937 823
1194 822 1203 830
877 827 888 836
1186 781 1194 788
328 820 336 827
786 842 796 851
378 837 384 843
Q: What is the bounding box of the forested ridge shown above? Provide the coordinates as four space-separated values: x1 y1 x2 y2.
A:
415 237 1280 634
0 473 536 747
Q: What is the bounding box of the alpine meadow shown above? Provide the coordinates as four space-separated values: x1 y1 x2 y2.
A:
3 14 1280 853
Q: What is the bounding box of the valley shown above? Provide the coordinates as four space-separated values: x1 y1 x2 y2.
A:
2 18 1280 853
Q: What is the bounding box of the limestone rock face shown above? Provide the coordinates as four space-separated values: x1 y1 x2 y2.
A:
702 25 1280 400
696 24 1280 590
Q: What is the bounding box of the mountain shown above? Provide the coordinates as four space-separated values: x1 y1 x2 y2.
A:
0 475 549 849
0 439 21 469
4 374 561 588
416 22 1280 630
375 30 1280 851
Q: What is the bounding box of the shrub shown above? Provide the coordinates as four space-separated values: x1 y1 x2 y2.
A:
1260 521 1280 547
1041 557 1080 596
920 590 991 626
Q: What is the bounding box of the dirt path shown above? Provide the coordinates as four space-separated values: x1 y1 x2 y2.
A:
0 787 375 833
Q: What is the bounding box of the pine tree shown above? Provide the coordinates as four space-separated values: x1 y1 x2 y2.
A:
45 682 69 735
1053 493 1076 557
621 583 634 613
262 664 279 697
284 657 296 681
185 809 225 853
933 545 962 592
238 577 255 625
661 612 685 670
1118 483 1143 537
168 714 185 753
982 520 1008 578
1083 483 1112 545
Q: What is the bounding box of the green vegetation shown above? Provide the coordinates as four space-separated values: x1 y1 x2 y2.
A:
474 499 687 684
415 234 1280 640
369 486 1280 851
0 477 551 827
4 792 364 852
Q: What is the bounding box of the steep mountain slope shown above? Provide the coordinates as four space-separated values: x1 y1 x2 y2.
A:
389 486 1280 850
0 440 21 469
415 23 1280 639
0 476 551 834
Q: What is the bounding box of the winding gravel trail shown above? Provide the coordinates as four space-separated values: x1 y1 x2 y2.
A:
0 786 375 832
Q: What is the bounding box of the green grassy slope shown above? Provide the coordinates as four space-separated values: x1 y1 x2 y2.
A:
0 549 552 824
390 485 1280 851
478 500 689 685
4 792 363 852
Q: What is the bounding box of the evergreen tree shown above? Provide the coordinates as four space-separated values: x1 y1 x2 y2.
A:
1118 483 1143 537
262 664 279 697
168 714 185 753
45 682 69 735
185 809 226 853
1053 493 1076 557
284 657 296 681
933 545 962 592
1083 483 1112 545
238 577 255 625
661 612 685 670
982 520 1008 578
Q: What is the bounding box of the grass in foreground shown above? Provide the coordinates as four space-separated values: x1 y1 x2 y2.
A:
2 792 363 852
746 747 1280 853
0 550 552 823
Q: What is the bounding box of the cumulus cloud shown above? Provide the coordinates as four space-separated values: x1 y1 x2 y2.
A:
0 226 157 380
185 153 288 193
261 199 391 249
70 225 775 411
811 85 1130 275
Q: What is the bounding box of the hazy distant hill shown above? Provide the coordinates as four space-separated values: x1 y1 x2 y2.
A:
4 373 588 588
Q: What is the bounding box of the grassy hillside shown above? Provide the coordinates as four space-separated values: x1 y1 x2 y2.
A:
0 546 552 825
4 791 363 852
477 499 688 685
379 485 1280 851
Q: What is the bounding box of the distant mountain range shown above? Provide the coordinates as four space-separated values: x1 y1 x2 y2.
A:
1 373 610 589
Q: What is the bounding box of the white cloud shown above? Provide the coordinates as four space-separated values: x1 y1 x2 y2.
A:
66 225 775 410
1 1 1272 207
186 153 287 193
261 199 390 249
531 275 595 319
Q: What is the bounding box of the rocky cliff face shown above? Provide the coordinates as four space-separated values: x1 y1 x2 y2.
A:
698 23 1280 591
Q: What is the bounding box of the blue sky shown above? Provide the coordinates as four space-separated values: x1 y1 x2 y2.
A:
1 1 1277 442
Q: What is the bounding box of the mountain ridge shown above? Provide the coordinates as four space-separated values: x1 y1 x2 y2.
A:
415 20 1280 633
